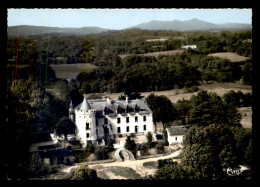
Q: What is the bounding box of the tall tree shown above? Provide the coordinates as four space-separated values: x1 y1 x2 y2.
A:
146 94 177 131
189 90 242 127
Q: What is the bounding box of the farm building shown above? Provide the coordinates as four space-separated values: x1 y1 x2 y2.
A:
166 126 189 144
181 45 197 50
69 95 154 148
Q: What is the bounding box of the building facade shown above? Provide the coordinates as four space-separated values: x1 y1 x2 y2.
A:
69 95 154 147
166 126 188 144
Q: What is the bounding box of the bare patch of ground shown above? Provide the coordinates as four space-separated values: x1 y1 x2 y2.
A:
208 52 250 62
118 50 184 59
238 107 252 128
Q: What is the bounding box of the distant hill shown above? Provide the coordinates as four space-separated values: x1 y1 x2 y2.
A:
7 25 113 37
129 18 252 31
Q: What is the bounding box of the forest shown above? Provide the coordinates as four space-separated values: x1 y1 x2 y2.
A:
6 28 253 179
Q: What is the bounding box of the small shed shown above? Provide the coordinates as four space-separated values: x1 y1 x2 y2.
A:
166 126 189 144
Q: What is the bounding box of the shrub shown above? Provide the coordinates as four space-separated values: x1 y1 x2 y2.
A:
158 158 174 169
75 150 90 163
71 164 98 180
29 153 57 178
137 143 149 156
156 143 165 154
124 136 137 156
147 131 153 149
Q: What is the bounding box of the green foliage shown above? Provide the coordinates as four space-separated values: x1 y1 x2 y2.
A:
146 94 177 129
180 124 251 179
222 90 252 107
158 158 174 169
174 99 192 125
229 127 252 166
189 90 242 127
156 142 166 154
55 117 75 138
29 153 57 178
94 139 114 160
71 164 98 180
124 136 137 156
147 131 153 149
85 141 95 154
163 130 169 146
153 161 187 179
137 143 149 156
242 61 252 85
75 150 90 163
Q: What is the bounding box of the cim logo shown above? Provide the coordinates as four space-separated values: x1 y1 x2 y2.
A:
227 165 248 176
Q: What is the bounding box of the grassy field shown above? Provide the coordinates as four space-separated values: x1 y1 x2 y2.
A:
208 52 250 62
50 63 96 80
118 49 184 59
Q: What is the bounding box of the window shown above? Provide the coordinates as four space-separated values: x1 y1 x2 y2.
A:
143 125 146 131
126 126 129 132
117 117 121 124
117 127 121 133
175 137 177 141
135 116 138 122
96 129 98 136
86 123 90 130
126 117 129 123
143 116 146 122
104 118 108 124
135 126 138 133
87 133 89 138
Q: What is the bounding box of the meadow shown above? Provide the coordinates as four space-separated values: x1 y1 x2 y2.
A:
50 63 96 80
207 52 250 62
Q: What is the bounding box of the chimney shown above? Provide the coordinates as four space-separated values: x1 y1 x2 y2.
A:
107 97 111 105
126 96 129 104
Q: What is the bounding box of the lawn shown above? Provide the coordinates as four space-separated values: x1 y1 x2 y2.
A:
207 52 250 62
118 50 184 59
50 63 96 80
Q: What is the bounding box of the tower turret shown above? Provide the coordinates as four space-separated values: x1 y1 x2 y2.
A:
75 94 97 147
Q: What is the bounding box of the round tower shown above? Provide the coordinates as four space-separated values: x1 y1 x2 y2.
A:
75 94 97 148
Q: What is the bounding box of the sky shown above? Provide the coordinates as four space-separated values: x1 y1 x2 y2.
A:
7 8 252 30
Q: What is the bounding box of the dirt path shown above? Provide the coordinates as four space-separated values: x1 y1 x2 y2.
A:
61 148 182 179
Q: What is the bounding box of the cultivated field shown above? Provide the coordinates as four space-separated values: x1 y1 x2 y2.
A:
104 82 252 103
50 63 96 80
118 49 184 59
208 52 250 62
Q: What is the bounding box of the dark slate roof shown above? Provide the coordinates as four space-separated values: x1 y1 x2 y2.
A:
79 95 91 111
73 98 152 117
166 126 188 136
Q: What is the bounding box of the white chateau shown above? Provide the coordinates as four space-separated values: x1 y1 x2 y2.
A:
69 95 154 147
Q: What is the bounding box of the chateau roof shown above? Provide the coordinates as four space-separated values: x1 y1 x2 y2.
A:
74 98 152 117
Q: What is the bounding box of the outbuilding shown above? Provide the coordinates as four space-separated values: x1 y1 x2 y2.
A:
166 126 189 144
